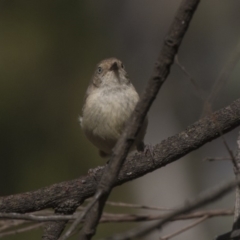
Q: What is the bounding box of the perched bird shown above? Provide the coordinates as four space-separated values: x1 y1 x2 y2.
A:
80 58 147 157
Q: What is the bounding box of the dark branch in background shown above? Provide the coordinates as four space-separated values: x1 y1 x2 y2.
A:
203 37 240 116
0 208 233 223
222 136 238 170
175 55 206 101
230 131 240 239
0 208 233 238
61 1 202 239
0 223 43 239
0 209 232 239
160 216 208 240
203 36 240 240
103 177 240 240
0 98 240 215
203 157 231 162
234 132 240 223
104 200 172 211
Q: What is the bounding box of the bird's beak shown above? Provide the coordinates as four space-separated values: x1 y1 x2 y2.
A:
110 62 118 71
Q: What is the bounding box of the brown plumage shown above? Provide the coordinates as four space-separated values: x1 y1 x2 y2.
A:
80 58 147 157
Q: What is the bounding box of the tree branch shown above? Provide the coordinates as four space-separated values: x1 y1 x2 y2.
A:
67 1 202 239
103 177 240 240
230 131 240 239
0 98 240 216
0 208 233 223
160 216 208 240
0 209 232 238
203 37 240 115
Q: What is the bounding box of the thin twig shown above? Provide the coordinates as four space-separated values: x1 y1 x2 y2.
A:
0 210 232 239
58 191 102 240
203 157 231 162
103 177 240 240
175 55 206 101
202 38 240 116
0 223 43 238
233 131 240 225
221 135 238 170
0 219 25 232
160 215 208 240
100 209 232 222
0 212 75 222
0 209 233 224
105 201 172 211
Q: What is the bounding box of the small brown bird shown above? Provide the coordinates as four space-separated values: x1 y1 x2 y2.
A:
80 58 147 157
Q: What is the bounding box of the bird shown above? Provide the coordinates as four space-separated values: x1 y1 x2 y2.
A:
80 58 147 158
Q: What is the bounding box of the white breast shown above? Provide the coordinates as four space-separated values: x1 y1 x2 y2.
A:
81 85 139 154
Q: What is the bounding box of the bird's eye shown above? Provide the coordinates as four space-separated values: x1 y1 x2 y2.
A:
97 67 102 74
121 63 124 69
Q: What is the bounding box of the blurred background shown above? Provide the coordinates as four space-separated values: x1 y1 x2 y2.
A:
0 0 240 239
